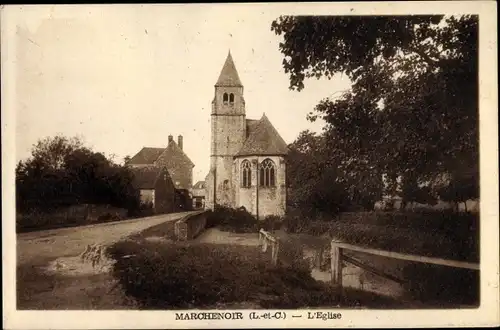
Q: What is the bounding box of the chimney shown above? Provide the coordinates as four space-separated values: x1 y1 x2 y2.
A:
178 135 183 150
168 135 173 144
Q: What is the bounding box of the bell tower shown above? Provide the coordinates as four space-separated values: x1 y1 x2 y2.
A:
206 51 246 208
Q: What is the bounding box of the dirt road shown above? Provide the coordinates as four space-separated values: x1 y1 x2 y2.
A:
17 211 195 310
17 211 195 266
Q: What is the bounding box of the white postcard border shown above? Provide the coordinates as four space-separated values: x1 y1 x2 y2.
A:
2 2 499 329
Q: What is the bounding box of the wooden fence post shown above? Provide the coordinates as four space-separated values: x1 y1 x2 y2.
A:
271 241 279 266
330 240 343 288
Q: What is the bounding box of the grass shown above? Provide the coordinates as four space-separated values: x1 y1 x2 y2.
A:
107 239 404 309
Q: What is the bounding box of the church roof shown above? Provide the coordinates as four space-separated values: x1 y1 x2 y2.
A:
245 119 260 138
130 166 170 189
215 51 243 87
237 114 289 157
128 147 165 165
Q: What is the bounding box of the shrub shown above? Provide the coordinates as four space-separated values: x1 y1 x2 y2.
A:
284 210 479 262
260 215 283 232
282 208 315 233
206 205 258 233
107 240 400 309
16 204 129 232
107 240 273 308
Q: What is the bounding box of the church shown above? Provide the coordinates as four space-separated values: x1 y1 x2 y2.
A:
205 52 288 219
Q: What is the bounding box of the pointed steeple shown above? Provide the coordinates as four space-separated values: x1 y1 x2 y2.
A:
215 50 243 87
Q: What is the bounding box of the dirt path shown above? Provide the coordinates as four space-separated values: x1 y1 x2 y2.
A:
17 211 194 310
17 211 196 266
195 227 260 246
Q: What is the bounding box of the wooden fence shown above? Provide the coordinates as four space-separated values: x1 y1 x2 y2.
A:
259 229 280 266
330 240 480 288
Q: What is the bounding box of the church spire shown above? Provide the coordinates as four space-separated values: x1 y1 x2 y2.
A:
215 50 243 87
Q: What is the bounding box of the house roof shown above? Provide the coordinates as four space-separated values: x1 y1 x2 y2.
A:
128 142 194 168
215 51 243 87
236 114 289 157
130 166 169 189
161 141 195 167
127 147 165 165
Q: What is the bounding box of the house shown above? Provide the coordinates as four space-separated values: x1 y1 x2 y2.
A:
130 166 176 214
128 135 195 190
204 51 288 219
191 181 206 209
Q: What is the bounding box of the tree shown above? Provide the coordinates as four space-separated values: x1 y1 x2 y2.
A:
30 135 87 170
272 15 478 201
287 130 383 213
400 174 438 209
438 169 478 212
16 135 139 213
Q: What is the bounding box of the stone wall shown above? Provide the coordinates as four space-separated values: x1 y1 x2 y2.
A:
174 211 208 241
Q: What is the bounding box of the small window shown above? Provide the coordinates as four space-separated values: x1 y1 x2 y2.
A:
223 93 228 104
229 93 235 103
241 160 251 188
259 159 276 187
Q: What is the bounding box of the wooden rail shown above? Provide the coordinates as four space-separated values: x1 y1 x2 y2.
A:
259 229 280 266
330 240 479 287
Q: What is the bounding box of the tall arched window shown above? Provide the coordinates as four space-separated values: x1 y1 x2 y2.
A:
229 93 235 103
223 93 229 104
241 160 251 188
259 159 276 187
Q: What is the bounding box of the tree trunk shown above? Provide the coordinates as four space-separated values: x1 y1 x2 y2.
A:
463 201 468 212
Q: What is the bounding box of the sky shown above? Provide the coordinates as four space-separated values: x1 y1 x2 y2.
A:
13 5 352 182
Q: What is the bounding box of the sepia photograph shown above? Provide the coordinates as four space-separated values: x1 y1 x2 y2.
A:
2 2 498 329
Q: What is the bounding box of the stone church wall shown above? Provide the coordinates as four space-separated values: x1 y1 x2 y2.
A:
235 155 286 219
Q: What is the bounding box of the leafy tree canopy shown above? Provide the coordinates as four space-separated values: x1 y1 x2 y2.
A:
16 135 139 212
273 15 478 203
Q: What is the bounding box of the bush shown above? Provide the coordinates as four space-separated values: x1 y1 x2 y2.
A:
282 208 315 233
107 240 283 308
261 215 283 232
285 210 479 262
107 239 400 309
206 205 258 233
16 204 129 232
